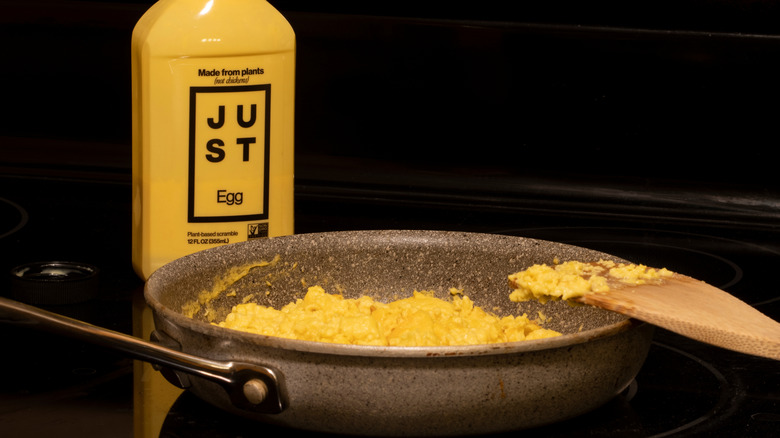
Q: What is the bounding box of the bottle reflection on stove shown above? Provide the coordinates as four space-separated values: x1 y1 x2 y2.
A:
132 288 183 438
131 0 296 280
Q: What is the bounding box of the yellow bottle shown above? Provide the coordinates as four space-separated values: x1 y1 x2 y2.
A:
131 0 295 280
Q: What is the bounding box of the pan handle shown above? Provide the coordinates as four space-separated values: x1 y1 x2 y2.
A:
0 296 286 414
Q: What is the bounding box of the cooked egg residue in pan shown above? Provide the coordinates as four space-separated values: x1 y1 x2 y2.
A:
217 285 561 346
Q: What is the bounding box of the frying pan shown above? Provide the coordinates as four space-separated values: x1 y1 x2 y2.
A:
0 230 654 436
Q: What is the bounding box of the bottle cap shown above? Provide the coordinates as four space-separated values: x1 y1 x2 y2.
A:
10 261 100 305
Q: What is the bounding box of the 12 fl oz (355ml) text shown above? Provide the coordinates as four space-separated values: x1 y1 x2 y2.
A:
187 238 230 245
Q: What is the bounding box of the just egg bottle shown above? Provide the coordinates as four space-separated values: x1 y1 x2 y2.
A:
131 0 295 279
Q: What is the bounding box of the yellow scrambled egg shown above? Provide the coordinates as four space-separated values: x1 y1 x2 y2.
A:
508 259 674 303
218 285 561 346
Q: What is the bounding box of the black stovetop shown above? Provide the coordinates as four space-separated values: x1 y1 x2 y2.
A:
1 170 778 438
4 1 780 436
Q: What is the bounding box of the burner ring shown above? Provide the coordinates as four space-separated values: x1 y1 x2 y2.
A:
644 341 734 438
0 197 28 240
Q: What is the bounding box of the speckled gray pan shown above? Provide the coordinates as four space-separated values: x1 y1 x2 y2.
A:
145 230 654 436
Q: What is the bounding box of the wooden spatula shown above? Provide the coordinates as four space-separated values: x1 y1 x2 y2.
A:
509 261 780 361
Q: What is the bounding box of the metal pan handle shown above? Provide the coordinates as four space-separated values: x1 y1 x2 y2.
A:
0 296 286 414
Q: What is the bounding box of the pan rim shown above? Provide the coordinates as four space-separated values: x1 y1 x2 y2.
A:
145 230 640 359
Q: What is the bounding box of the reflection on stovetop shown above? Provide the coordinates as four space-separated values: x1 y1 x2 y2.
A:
1 174 779 437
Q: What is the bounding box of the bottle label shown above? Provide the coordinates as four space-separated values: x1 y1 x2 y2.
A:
188 84 270 224
134 53 293 278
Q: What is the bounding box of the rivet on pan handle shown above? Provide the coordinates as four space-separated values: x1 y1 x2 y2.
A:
0 296 288 414
148 328 287 413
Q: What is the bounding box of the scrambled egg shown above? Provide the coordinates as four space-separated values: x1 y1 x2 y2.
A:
509 259 674 303
218 285 561 346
